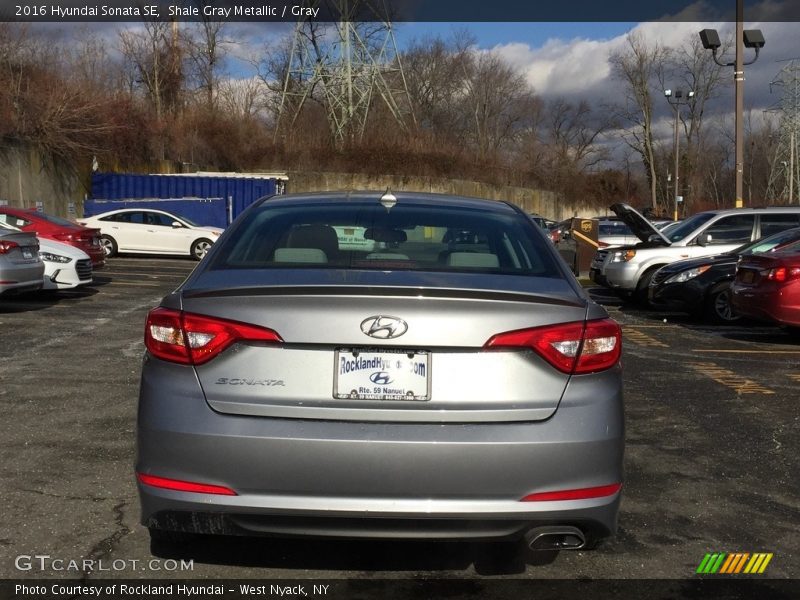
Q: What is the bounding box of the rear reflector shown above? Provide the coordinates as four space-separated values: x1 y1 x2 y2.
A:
137 473 237 496
145 307 282 365
484 318 621 374
521 483 622 502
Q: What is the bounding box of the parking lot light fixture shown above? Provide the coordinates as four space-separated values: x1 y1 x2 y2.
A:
698 1 764 208
665 89 694 221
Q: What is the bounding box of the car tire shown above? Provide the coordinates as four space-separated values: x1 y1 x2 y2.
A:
633 267 659 306
100 235 118 258
147 527 195 546
191 238 213 261
704 282 741 324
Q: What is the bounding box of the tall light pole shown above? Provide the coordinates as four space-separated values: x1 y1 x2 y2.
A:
699 1 765 208
665 89 695 221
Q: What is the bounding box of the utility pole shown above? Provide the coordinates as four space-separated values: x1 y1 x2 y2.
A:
699 4 764 208
665 89 694 220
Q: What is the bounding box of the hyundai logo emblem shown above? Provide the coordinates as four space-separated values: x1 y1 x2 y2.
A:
369 371 393 385
360 315 408 339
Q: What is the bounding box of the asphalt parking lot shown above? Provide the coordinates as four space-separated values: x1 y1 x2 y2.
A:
0 257 797 583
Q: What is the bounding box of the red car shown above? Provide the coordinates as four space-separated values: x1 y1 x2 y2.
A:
0 207 105 269
731 250 800 327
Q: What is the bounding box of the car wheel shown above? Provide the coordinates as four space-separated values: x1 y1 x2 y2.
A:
705 282 741 324
191 238 213 261
100 235 118 258
633 267 659 306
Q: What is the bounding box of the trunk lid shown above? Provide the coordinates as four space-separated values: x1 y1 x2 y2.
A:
180 269 588 423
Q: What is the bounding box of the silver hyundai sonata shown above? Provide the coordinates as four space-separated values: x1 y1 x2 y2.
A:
136 192 624 553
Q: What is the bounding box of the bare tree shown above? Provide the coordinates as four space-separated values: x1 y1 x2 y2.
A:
118 20 183 121
185 4 228 108
610 32 669 210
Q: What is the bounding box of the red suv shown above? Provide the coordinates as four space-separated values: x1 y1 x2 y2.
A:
0 207 105 269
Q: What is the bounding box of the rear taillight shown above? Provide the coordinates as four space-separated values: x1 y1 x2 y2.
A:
0 240 20 254
597 241 610 248
484 318 621 374
144 307 282 365
766 266 800 283
53 232 75 242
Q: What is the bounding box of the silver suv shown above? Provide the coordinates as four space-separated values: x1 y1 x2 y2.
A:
590 203 800 302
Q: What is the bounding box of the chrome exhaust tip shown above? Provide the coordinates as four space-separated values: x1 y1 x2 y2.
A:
524 526 586 551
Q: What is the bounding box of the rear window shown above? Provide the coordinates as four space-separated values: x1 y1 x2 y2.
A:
598 221 633 236
210 201 561 277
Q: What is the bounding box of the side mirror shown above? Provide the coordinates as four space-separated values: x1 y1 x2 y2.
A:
171 221 183 228
647 234 662 243
696 233 712 247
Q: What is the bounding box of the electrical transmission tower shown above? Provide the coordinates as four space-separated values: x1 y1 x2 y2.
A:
766 60 800 204
274 0 415 146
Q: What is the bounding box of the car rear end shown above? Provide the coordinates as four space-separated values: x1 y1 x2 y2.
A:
0 231 44 296
136 192 624 551
51 227 105 269
732 252 800 326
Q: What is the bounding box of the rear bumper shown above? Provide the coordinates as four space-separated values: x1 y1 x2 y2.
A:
731 283 800 326
137 359 624 541
0 263 44 296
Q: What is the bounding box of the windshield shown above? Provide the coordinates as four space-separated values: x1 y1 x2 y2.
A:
736 227 800 256
211 200 562 278
665 213 717 242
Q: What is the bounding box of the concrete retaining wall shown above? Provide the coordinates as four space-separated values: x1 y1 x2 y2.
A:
0 145 88 217
0 144 601 221
287 171 602 220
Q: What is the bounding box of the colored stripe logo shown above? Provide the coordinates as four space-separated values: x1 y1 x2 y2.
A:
696 553 773 574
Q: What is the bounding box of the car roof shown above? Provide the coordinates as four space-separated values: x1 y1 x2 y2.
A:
258 191 520 214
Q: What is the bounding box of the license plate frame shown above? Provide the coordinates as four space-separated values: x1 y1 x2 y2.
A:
334 349 430 401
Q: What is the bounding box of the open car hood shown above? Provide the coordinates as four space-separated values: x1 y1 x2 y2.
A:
609 203 672 246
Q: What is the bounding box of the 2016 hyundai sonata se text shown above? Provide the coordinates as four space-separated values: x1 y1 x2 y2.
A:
136 191 624 553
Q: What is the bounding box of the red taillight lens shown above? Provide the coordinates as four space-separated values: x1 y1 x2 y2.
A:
484 318 621 374
137 473 237 496
767 266 800 283
597 241 610 248
53 232 75 242
144 307 282 365
521 483 622 502
0 240 20 254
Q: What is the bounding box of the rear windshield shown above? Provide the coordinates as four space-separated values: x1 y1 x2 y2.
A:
209 201 562 277
598 221 633 236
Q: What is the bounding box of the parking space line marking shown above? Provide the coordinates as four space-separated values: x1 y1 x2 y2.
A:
687 361 774 395
692 349 800 354
622 327 668 348
108 281 162 287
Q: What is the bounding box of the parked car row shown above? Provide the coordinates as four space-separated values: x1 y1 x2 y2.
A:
589 202 800 329
0 205 224 298
0 207 102 296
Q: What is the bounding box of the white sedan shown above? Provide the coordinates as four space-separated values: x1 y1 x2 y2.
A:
0 222 92 290
80 209 224 261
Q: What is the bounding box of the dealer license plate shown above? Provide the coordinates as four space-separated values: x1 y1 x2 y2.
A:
334 350 430 401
